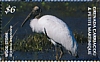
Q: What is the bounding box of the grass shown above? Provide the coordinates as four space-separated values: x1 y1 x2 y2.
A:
73 31 88 43
13 31 88 52
13 33 53 52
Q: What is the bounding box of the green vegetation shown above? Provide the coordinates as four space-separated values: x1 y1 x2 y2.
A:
13 28 88 51
13 33 53 52
73 31 87 43
0 31 88 52
13 31 87 52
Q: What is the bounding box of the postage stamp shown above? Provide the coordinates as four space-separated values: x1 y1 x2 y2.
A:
0 0 100 61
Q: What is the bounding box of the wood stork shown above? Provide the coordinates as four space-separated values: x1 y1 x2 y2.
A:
21 6 79 60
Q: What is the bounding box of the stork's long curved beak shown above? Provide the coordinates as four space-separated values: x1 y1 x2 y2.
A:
21 11 32 27
21 6 41 27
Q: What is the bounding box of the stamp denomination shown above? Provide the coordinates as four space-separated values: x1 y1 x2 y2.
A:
5 5 16 14
0 0 100 61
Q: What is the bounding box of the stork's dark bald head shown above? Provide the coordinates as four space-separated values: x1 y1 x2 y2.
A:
21 6 42 27
33 6 40 11
32 6 42 18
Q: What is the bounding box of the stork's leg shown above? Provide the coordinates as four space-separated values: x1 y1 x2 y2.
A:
55 46 59 60
44 28 60 60
58 45 64 59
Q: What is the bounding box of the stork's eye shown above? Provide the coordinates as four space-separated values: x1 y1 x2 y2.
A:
35 10 38 12
35 9 41 13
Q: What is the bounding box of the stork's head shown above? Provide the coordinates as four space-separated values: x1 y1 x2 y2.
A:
31 6 41 18
21 6 41 27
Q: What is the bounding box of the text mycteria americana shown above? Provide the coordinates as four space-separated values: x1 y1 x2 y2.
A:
21 6 79 60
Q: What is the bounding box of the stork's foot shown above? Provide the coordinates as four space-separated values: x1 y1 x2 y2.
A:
55 55 59 60
59 50 63 59
55 43 64 60
58 44 64 60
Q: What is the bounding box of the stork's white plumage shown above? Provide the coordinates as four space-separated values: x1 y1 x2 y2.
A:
30 15 78 56
21 6 78 60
